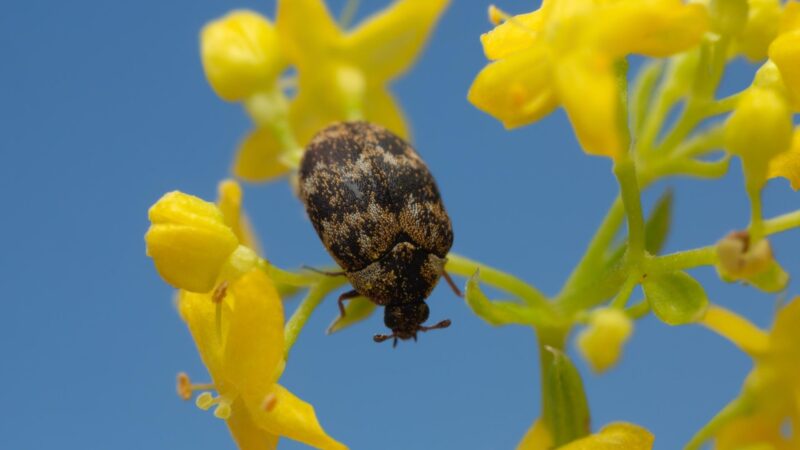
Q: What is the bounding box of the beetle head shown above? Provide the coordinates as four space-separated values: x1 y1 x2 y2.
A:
374 302 451 347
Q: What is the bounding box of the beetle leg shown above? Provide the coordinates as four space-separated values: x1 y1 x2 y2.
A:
337 290 361 318
442 272 463 298
419 319 452 332
302 265 347 277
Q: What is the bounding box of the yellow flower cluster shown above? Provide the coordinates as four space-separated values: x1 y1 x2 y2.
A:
468 0 709 158
200 0 449 182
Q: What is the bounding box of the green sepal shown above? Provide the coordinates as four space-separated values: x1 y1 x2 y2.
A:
745 261 789 293
326 296 376 334
541 346 591 446
643 271 709 325
465 271 554 327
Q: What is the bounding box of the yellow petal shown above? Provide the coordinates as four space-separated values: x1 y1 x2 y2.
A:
468 46 558 129
248 384 347 450
735 0 783 62
480 10 545 60
516 419 553 450
577 308 633 373
715 413 790 450
700 305 770 357
233 127 292 183
560 422 654 450
146 192 239 292
289 79 342 146
362 87 409 140
276 0 341 67
779 1 800 34
769 30 800 109
201 10 284 102
343 0 449 82
224 270 286 401
593 2 709 58
767 297 800 375
227 402 280 450
178 289 226 382
217 180 261 251
768 130 800 190
555 52 623 158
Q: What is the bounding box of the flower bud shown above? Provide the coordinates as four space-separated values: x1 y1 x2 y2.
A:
201 10 284 101
716 231 772 279
146 191 239 292
577 309 633 373
710 0 749 35
734 0 782 61
725 83 793 184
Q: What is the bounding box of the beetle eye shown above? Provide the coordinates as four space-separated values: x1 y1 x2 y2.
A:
417 303 430 323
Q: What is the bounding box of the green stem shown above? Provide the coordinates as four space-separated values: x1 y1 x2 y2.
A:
764 209 800 235
626 300 650 320
610 274 639 309
446 254 550 309
284 277 347 356
339 0 360 28
672 124 725 159
684 395 752 450
244 88 304 168
646 247 717 273
614 158 646 262
746 181 765 243
258 259 320 287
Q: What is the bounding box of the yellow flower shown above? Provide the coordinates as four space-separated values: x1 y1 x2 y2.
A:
733 0 783 61
576 308 633 373
468 0 709 158
724 82 794 185
145 182 258 293
200 10 285 102
769 127 800 190
518 420 653 449
769 1 800 109
178 269 347 450
276 0 450 144
700 298 800 449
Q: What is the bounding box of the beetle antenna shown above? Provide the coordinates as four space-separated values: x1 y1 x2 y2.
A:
419 319 451 332
301 265 346 277
373 333 394 343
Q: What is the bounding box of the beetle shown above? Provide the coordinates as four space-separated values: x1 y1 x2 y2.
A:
298 121 460 346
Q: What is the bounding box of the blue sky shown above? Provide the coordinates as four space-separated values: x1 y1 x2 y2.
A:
1 0 798 449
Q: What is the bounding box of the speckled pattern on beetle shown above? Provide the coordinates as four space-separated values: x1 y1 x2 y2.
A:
299 121 458 346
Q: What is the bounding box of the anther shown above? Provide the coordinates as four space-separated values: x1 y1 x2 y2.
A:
176 372 192 401
175 372 214 401
196 392 216 410
214 401 232 420
262 392 278 412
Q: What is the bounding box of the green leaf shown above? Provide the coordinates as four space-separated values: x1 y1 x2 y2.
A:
747 261 790 293
541 346 591 446
644 189 673 255
326 297 377 334
643 271 709 325
465 271 546 327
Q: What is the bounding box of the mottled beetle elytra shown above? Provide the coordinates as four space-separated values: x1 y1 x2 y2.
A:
299 121 459 346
